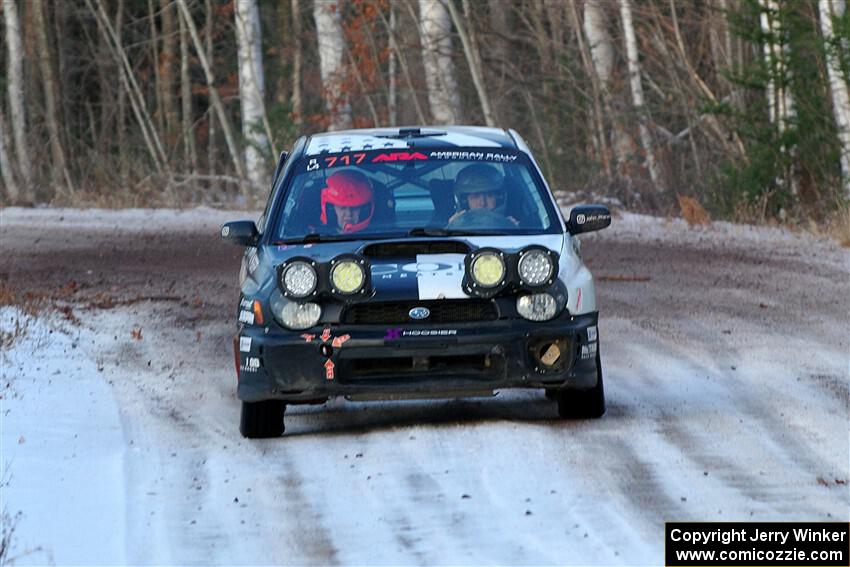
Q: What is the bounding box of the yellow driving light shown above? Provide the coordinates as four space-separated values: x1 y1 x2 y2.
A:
471 253 506 288
330 259 366 294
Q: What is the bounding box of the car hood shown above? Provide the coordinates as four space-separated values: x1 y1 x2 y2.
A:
264 234 565 301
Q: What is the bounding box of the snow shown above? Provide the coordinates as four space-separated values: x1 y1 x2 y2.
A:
1 308 126 565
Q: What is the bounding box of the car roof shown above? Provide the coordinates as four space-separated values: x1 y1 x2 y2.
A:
304 126 518 156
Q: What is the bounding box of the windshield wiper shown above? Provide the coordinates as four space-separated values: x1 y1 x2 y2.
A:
408 227 509 237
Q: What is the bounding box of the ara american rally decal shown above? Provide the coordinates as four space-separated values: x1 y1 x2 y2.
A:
303 148 522 172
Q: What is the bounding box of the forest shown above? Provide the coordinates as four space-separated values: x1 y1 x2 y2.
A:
1 0 849 226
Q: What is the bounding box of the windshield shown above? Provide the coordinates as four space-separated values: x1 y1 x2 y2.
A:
270 147 561 242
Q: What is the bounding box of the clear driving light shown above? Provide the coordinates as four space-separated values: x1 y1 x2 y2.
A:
517 293 558 321
518 248 554 287
471 253 506 288
280 301 321 330
281 261 317 298
330 260 365 294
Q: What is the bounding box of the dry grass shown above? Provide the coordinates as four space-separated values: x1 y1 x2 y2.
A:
823 204 850 247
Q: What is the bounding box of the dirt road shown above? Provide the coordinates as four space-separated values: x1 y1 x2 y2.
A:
2 208 848 564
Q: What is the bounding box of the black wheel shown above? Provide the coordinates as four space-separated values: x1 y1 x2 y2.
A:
556 352 605 419
240 400 286 438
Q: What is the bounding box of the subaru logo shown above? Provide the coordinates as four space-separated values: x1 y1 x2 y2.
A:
408 307 430 320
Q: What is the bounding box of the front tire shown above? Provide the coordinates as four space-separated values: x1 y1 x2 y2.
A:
556 352 605 419
240 400 286 438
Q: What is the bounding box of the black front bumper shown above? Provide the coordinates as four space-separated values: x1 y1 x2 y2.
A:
235 312 600 403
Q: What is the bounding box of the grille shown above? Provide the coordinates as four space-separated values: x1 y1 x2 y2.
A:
341 299 498 324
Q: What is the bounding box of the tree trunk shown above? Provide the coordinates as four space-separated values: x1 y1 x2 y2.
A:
148 0 165 137
32 0 75 198
759 0 798 198
87 0 169 176
116 0 128 183
418 0 461 124
820 0 850 201
618 0 665 192
290 0 304 129
313 0 352 131
205 0 216 178
0 106 19 202
379 6 427 125
161 0 179 147
445 0 496 126
4 0 34 199
568 0 612 178
584 0 633 174
179 4 197 176
387 3 397 126
177 0 246 186
235 0 270 192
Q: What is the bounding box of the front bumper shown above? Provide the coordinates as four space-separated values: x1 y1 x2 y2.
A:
235 312 600 403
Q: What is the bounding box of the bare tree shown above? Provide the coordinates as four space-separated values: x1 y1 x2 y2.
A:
161 0 178 145
759 0 798 197
820 0 850 201
619 0 665 192
32 0 75 198
291 0 304 129
583 0 633 175
235 0 270 191
445 0 496 126
313 0 352 131
3 0 34 198
179 4 197 176
0 106 19 202
387 3 397 126
418 0 462 124
176 0 246 186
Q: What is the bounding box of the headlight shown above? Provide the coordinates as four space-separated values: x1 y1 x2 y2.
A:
517 293 557 321
280 260 317 298
279 301 321 330
330 259 366 294
518 248 554 287
471 252 506 288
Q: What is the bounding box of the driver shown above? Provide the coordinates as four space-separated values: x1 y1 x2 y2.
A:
319 170 375 233
448 163 518 225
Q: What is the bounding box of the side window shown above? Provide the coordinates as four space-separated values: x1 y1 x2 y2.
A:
516 168 550 229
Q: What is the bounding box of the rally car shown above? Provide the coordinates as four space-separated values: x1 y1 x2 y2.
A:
221 126 611 438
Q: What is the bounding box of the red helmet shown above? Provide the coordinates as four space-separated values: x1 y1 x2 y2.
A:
320 170 374 233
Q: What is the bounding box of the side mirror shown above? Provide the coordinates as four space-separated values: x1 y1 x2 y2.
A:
220 220 259 246
567 205 611 234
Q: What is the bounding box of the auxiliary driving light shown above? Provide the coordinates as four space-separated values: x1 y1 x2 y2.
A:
518 247 555 288
329 257 368 295
471 252 506 288
280 259 318 299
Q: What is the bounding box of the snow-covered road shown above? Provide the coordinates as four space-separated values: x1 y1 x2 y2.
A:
1 207 847 565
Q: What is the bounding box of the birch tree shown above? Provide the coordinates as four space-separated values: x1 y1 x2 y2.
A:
235 0 270 191
582 0 632 175
313 0 352 131
819 0 850 201
445 0 496 126
759 0 798 197
418 0 462 124
618 0 665 192
4 0 34 198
